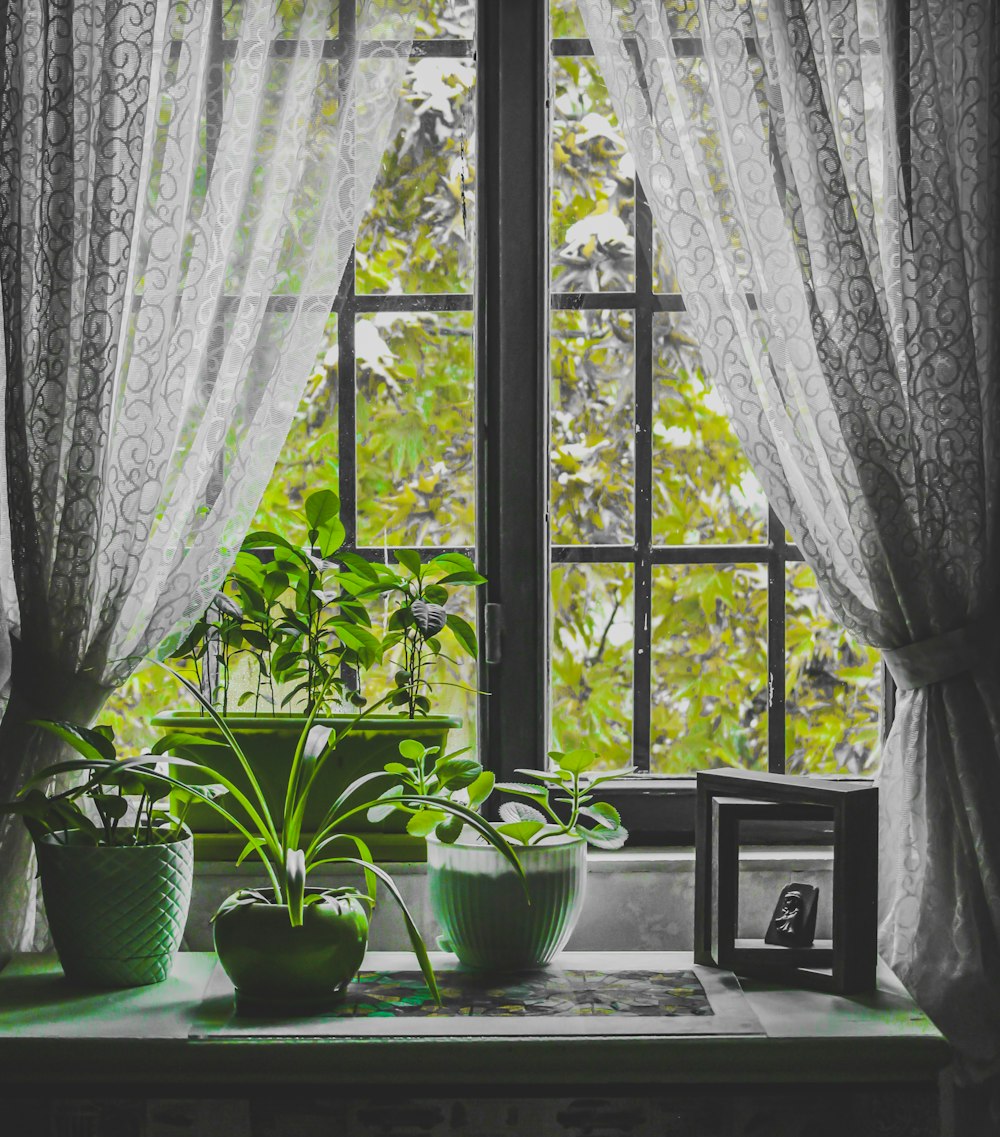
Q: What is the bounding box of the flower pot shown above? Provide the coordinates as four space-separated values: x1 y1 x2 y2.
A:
212 889 369 1012
427 833 587 971
36 830 193 988
153 712 460 836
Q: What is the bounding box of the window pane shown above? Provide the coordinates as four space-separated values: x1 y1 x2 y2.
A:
551 562 634 771
551 0 586 38
355 311 475 546
785 564 882 775
101 661 199 756
650 564 767 773
410 0 475 38
653 226 680 295
222 0 339 38
254 313 339 534
652 313 766 545
550 56 635 293
356 56 476 295
550 309 634 545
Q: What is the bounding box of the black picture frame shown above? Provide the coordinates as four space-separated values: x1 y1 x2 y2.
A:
694 769 878 995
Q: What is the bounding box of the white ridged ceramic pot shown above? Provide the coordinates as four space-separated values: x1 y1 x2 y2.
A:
427 833 586 971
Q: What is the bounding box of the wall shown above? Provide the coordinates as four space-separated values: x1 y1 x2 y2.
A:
184 847 835 952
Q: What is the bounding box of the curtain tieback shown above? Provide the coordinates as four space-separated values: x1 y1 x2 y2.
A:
882 623 986 691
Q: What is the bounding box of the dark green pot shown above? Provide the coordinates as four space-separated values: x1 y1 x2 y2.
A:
213 889 369 1012
153 713 459 835
427 834 587 971
36 830 193 988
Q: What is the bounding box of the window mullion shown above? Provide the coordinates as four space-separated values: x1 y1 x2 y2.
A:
767 505 787 773
478 0 548 779
633 180 655 774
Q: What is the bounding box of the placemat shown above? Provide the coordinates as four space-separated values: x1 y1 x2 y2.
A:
190 954 764 1037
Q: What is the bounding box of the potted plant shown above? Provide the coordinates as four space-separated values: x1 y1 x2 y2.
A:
0 722 206 988
154 488 486 842
423 747 631 971
149 667 521 1010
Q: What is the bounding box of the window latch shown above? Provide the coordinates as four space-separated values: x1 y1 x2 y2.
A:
485 602 502 665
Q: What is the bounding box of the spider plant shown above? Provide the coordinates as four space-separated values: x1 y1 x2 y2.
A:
145 664 522 1000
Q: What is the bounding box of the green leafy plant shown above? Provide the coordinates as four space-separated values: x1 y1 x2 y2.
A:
0 722 221 847
169 489 485 723
171 488 382 716
335 549 485 718
146 665 521 1000
367 738 495 844
491 748 632 849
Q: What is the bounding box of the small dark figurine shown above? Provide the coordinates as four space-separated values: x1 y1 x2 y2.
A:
764 883 819 947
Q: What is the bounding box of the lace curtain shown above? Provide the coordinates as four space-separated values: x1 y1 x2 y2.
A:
0 0 414 955
578 0 1000 1075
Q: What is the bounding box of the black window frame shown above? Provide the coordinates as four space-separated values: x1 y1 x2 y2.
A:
475 0 888 844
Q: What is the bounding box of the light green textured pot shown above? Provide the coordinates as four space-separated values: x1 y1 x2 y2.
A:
427 833 587 971
35 830 193 988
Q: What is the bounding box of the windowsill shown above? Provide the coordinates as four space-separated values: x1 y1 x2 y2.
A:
0 950 949 1096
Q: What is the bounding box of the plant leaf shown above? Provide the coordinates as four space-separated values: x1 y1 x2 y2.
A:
410 600 447 638
494 819 546 846
499 801 546 824
579 801 621 828
581 824 629 850
398 739 426 763
445 613 477 657
406 809 449 837
551 748 598 775
285 848 306 927
465 770 494 810
393 549 423 578
30 720 116 763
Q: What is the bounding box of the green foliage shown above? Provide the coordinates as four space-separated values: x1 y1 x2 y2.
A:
67 666 522 1000
493 748 631 849
365 737 495 844
167 490 485 721
0 721 214 848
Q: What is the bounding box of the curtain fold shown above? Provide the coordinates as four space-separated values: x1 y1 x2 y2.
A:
0 0 415 957
578 0 1000 1075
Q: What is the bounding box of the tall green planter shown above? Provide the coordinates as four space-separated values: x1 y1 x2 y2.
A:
36 831 193 988
427 833 587 971
153 713 460 835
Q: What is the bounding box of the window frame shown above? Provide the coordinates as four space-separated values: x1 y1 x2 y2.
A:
475 0 888 844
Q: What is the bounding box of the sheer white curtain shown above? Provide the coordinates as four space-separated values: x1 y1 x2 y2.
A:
577 0 1000 1075
0 0 414 954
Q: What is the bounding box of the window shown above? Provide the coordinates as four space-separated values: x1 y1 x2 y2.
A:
105 0 883 843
